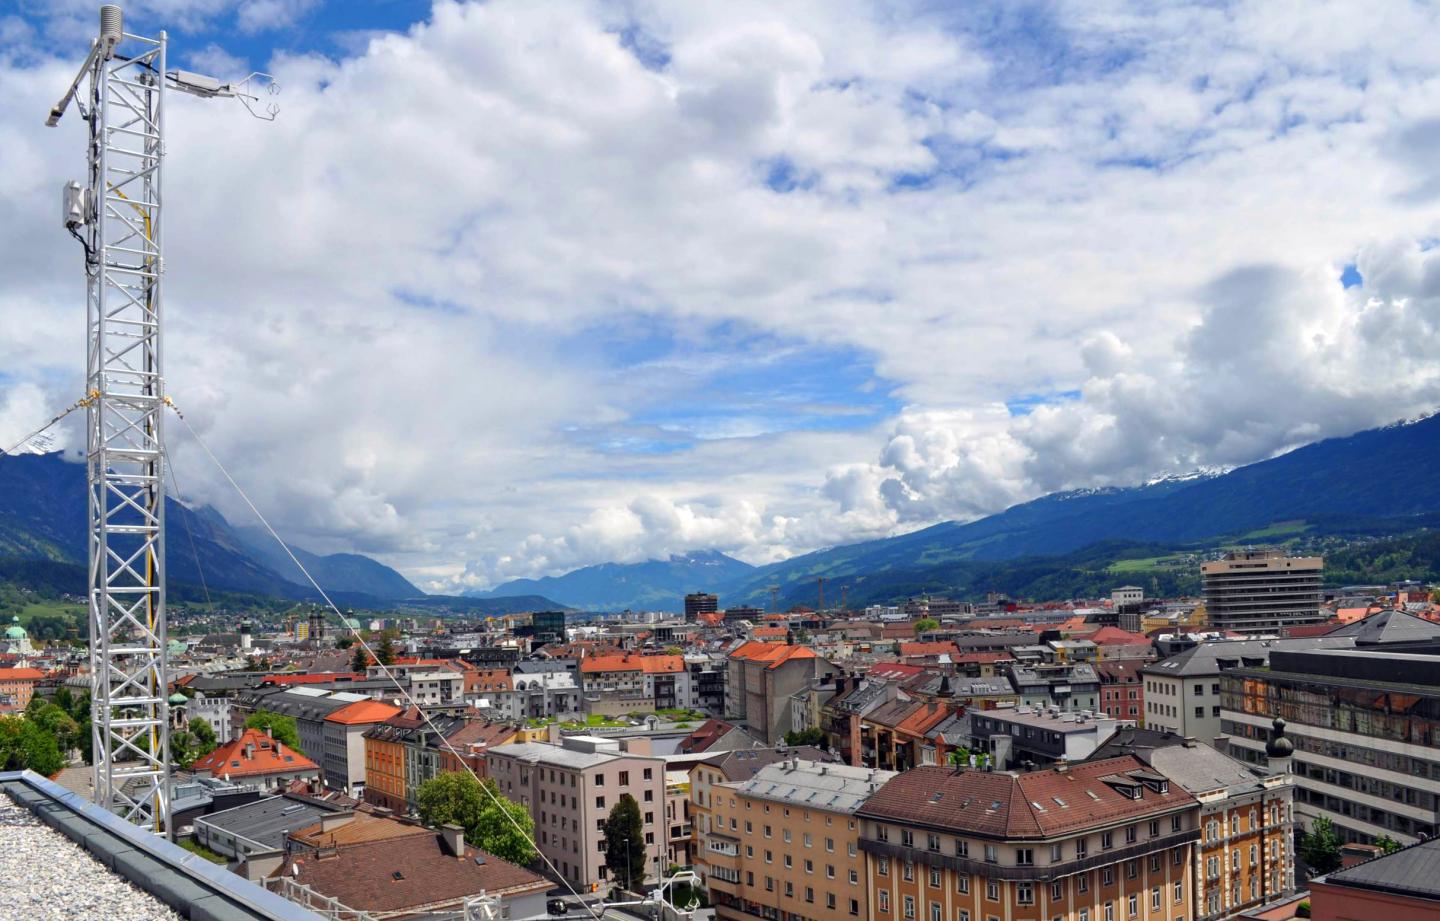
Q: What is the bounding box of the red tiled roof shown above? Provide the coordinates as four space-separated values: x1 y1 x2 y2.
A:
859 757 1197 839
729 641 820 669
580 654 684 674
192 727 318 778
280 833 548 914
0 668 45 681
1087 627 1152 646
324 699 403 725
868 663 925 679
752 626 789 639
678 718 735 754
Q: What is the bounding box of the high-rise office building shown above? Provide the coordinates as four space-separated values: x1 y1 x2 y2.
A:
684 592 718 622
1202 550 1323 635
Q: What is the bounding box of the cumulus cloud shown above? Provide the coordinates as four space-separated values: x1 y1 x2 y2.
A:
843 244 1440 528
4 0 1440 590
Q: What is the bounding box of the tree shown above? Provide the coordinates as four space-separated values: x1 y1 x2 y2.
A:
783 727 826 747
170 729 199 768
603 793 646 891
189 718 217 758
0 716 64 777
1300 816 1342 875
335 635 355 650
244 710 303 754
415 773 537 865
28 701 80 755
350 645 370 673
375 635 397 667
913 617 940 634
1375 835 1404 855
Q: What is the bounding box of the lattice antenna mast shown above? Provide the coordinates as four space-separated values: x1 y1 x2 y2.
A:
46 3 276 833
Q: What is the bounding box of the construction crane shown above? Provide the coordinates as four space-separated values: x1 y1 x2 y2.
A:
46 4 275 833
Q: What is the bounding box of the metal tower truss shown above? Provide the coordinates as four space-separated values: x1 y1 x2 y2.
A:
81 22 171 830
48 4 277 835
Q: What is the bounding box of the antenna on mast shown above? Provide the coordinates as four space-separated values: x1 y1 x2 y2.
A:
45 3 275 835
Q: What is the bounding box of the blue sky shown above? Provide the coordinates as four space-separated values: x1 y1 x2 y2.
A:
3 0 1439 589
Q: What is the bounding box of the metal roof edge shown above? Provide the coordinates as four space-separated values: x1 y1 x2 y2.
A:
0 769 323 921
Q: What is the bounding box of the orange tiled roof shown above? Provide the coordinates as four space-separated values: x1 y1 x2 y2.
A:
729 640 819 669
0 668 46 681
580 654 684 674
324 699 403 725
192 727 318 778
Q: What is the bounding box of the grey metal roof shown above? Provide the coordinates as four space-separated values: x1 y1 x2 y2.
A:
196 795 334 850
1328 609 1440 646
485 741 624 769
1141 636 1356 678
731 760 896 814
1142 745 1265 797
1322 836 1440 901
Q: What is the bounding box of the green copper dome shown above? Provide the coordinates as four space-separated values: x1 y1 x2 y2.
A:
4 617 26 640
168 692 188 706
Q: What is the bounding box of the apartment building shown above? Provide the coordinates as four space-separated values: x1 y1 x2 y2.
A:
690 747 833 891
319 698 401 796
727 641 837 744
969 707 1119 770
1201 550 1324 635
580 653 692 715
857 758 1201 921
1007 662 1101 713
1221 625 1440 845
1142 637 1356 746
706 759 897 921
362 707 426 812
486 736 670 891
1086 735 1296 920
1096 660 1145 725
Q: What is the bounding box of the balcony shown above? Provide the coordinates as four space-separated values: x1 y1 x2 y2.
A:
860 828 1200 882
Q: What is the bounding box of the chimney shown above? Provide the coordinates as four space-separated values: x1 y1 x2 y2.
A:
319 811 355 833
1340 843 1383 869
441 823 466 858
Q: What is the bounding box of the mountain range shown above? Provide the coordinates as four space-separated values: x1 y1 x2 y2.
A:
5 412 1440 613
476 550 755 611
489 412 1440 611
0 452 553 613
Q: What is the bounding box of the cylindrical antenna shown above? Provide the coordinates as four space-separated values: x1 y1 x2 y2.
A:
99 5 123 58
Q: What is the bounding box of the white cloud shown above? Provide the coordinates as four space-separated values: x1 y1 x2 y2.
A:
4 0 1440 591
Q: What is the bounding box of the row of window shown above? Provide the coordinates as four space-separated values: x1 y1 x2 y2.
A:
877 882 1182 916
874 815 1184 865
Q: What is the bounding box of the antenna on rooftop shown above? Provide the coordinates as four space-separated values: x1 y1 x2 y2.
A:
46 4 276 835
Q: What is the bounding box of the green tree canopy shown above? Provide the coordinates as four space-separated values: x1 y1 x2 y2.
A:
783 727 825 747
603 793 647 891
415 773 537 865
913 617 940 633
1374 835 1404 855
0 715 64 777
1299 816 1342 875
189 718 218 757
350 645 370 673
244 710 303 753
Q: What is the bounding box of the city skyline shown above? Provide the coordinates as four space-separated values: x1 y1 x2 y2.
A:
4 1 1440 590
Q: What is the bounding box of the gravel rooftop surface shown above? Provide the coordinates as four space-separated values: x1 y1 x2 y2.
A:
0 793 183 921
